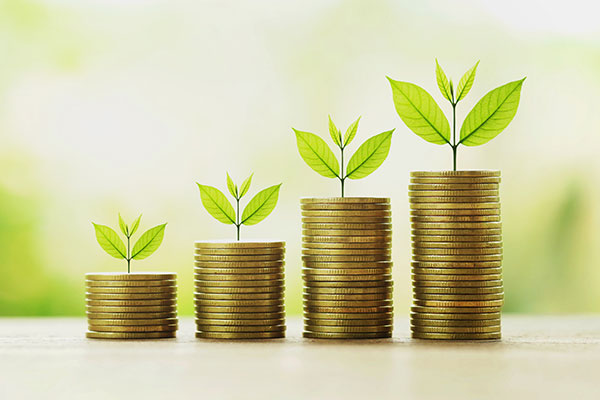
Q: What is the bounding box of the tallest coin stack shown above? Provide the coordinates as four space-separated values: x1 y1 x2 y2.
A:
409 171 503 340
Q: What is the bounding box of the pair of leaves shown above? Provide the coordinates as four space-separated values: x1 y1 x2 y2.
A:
293 119 394 181
388 61 525 147
226 173 252 200
118 213 141 237
93 219 166 261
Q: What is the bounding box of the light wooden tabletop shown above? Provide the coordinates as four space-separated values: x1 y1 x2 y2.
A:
1 316 599 399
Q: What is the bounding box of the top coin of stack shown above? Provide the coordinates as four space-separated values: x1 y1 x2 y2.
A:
409 171 503 340
194 240 286 339
301 198 393 339
86 272 178 339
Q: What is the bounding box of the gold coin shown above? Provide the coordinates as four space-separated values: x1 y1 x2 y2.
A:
89 324 178 333
195 331 285 339
412 267 502 275
412 241 502 249
411 171 500 177
86 280 176 288
303 268 392 276
412 248 502 256
412 279 502 288
304 280 393 288
303 241 390 250
411 312 501 320
302 210 392 217
414 293 503 302
303 331 391 339
304 306 393 314
194 292 283 300
411 261 502 268
410 196 500 204
86 286 177 294
193 267 283 275
410 203 500 210
411 332 501 340
198 306 284 313
86 273 176 281
304 324 392 333
303 293 390 301
412 229 502 236
413 287 503 295
413 299 503 308
194 261 284 268
411 305 501 314
87 318 178 326
412 255 502 262
302 255 390 263
195 312 285 320
87 312 177 319
302 223 392 230
301 203 390 211
304 286 393 295
410 208 500 216
86 331 176 339
194 273 284 281
412 273 502 281
411 325 500 334
304 318 392 326
196 324 285 333
410 177 501 184
410 215 501 222
86 305 177 313
303 261 392 269
304 300 393 308
195 279 284 288
195 299 283 307
86 293 177 300
195 318 284 326
303 229 392 237
195 285 283 294
195 248 285 256
409 191 500 199
412 221 502 230
409 182 498 190
301 197 390 204
304 274 392 282
302 217 392 224
304 311 392 320
412 235 502 244
304 235 391 243
195 240 285 249
193 254 283 262
411 318 500 327
302 248 391 256
86 299 176 307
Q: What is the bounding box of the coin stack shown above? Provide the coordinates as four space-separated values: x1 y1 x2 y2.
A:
194 241 286 339
409 171 503 340
301 197 393 339
86 272 178 339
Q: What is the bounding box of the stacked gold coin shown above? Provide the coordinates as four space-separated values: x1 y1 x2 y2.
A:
301 197 393 339
86 272 178 339
194 241 286 339
409 171 503 340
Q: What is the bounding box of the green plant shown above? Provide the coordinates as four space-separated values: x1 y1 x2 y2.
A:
92 215 166 273
293 117 394 197
197 173 281 241
388 60 525 170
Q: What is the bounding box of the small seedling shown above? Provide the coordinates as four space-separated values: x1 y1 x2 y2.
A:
293 117 394 197
197 173 281 241
92 215 167 273
388 60 525 170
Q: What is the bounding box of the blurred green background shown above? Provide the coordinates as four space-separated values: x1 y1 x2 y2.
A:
1 0 599 316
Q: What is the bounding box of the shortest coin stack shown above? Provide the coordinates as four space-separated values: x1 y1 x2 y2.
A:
86 272 178 339
194 241 286 339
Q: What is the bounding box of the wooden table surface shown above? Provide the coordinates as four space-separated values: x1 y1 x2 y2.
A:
1 315 599 399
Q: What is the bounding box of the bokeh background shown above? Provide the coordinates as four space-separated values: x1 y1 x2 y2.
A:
1 0 599 316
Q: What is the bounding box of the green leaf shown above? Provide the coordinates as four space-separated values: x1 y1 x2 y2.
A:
460 78 526 146
239 173 253 198
346 130 395 180
455 61 480 102
293 129 340 178
343 116 361 147
131 223 166 260
241 184 281 226
387 78 451 145
435 59 453 103
118 213 128 236
196 183 236 224
328 116 342 147
226 172 238 199
130 214 142 236
92 223 127 259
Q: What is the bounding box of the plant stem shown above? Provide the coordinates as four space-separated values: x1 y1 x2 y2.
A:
451 101 457 171
127 235 131 274
340 146 345 197
236 197 240 241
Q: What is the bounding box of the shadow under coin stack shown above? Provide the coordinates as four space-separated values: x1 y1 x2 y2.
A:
194 241 286 339
301 198 393 339
86 272 178 339
409 171 503 340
